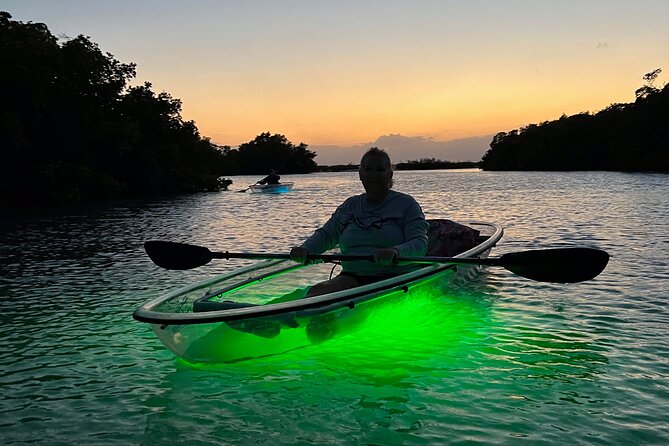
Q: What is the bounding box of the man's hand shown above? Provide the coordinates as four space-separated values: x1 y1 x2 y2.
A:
374 248 399 266
290 246 310 264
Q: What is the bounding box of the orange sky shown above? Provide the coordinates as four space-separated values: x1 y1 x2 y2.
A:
5 1 669 148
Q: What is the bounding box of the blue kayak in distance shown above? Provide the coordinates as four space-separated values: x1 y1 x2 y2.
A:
248 182 294 194
133 220 504 364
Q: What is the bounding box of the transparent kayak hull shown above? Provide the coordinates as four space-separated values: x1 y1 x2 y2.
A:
134 221 503 363
248 182 294 194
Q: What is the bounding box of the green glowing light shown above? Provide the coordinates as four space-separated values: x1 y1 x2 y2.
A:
178 280 498 369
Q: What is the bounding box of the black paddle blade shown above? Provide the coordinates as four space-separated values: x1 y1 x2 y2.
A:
144 241 214 270
497 248 609 283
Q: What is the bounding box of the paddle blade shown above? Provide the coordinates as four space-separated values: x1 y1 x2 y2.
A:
144 241 214 270
497 248 609 283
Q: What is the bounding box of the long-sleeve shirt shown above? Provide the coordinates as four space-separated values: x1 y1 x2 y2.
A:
300 190 428 276
258 174 280 184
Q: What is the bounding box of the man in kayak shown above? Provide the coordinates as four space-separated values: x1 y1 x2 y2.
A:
257 169 281 185
290 147 428 296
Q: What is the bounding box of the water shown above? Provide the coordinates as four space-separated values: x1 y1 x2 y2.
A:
1 170 668 445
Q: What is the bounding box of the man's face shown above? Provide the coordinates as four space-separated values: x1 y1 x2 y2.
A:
359 155 392 193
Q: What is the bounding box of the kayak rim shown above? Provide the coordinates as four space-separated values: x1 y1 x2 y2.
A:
133 221 503 325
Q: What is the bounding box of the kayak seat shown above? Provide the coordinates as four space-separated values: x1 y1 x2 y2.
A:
427 219 481 257
193 300 299 338
226 318 281 339
193 300 258 312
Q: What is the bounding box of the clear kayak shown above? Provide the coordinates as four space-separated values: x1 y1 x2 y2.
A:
133 220 503 363
248 182 294 193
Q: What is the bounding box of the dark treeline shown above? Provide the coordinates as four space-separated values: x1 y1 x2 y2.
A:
317 159 478 172
317 164 359 172
481 70 669 172
222 132 317 175
395 158 479 170
0 12 317 208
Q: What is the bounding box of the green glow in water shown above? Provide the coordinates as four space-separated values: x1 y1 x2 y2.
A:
180 283 498 371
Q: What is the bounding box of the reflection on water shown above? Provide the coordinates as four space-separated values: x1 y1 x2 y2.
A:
1 171 668 445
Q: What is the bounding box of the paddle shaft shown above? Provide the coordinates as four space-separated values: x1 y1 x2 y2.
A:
144 241 609 283
211 251 496 265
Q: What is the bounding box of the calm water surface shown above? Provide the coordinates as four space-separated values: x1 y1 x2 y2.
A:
1 170 668 445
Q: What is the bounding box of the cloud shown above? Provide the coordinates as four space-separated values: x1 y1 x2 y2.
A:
311 134 493 165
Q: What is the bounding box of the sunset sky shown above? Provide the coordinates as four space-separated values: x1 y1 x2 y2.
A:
4 1 669 159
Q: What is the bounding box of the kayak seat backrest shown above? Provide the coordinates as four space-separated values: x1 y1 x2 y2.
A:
426 219 481 257
193 300 258 313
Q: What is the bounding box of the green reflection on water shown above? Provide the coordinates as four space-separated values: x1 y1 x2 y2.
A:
177 282 609 392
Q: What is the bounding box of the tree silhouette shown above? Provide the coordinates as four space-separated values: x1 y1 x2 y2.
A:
0 12 230 207
481 71 668 172
636 68 662 100
227 132 317 174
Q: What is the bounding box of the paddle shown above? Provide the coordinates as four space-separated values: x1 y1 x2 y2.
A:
144 241 609 283
237 186 251 193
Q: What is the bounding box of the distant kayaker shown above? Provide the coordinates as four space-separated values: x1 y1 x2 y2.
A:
257 169 281 185
290 147 428 296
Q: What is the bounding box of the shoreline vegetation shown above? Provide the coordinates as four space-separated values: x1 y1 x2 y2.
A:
1 12 666 209
319 160 479 172
481 69 668 172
